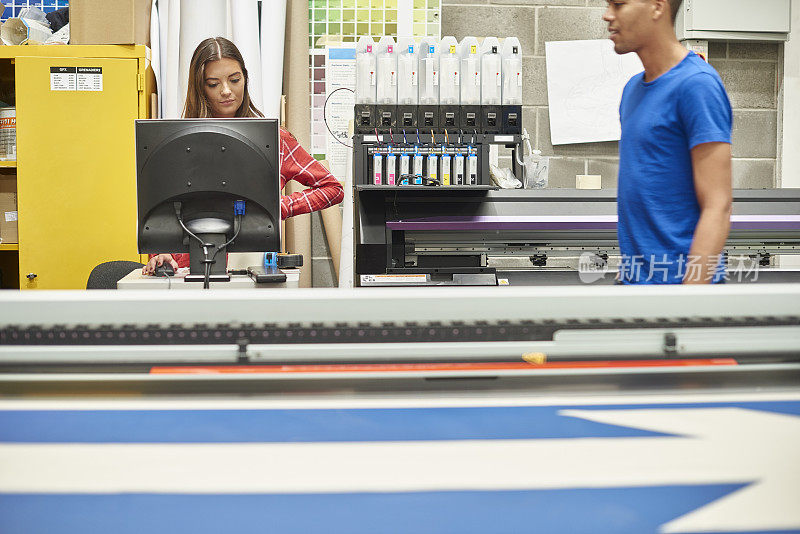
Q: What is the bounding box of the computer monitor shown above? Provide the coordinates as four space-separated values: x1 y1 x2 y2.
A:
135 119 280 283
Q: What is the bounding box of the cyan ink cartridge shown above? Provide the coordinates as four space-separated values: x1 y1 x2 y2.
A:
399 153 410 184
413 152 424 185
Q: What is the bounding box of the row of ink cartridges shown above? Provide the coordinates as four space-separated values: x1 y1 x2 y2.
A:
354 35 523 135
369 147 480 186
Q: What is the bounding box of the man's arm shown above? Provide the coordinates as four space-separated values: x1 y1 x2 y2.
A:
685 141 732 284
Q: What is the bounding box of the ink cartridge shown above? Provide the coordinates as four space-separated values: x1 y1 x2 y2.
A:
413 151 424 185
441 153 451 186
386 153 396 185
399 153 410 184
427 153 438 184
373 153 383 185
454 154 465 185
468 153 478 185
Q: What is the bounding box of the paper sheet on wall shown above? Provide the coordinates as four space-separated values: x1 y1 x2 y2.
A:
545 39 643 145
324 47 355 181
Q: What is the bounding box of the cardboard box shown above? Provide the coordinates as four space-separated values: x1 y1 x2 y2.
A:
70 0 151 46
0 175 18 244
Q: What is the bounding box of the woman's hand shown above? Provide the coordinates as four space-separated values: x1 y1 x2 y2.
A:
142 254 179 275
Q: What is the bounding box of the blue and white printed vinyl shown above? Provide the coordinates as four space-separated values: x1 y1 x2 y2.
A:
1 392 798 534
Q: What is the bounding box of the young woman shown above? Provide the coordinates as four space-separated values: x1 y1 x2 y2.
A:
143 37 343 274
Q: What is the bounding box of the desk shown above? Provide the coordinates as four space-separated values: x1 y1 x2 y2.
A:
116 269 300 290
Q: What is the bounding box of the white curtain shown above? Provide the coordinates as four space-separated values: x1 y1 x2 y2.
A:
231 0 264 112
154 0 287 120
150 0 160 116
178 0 228 115
260 0 287 119
163 0 182 118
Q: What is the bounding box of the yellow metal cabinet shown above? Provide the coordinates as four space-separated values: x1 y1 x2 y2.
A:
8 45 153 289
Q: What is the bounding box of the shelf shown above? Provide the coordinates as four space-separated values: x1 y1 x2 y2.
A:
0 45 148 60
0 244 19 251
356 185 497 191
0 161 16 168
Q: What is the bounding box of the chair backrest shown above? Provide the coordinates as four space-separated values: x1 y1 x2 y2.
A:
86 261 145 290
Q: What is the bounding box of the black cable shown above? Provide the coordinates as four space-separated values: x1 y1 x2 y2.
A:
176 215 204 247
174 203 242 290
398 174 440 186
175 202 214 289
209 214 242 264
203 215 243 289
323 87 355 148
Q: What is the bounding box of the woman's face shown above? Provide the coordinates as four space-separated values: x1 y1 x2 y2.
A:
203 57 245 118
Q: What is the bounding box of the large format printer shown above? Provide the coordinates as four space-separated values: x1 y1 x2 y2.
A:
354 188 800 286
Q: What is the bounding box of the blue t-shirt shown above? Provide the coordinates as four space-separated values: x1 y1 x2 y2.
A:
617 52 732 284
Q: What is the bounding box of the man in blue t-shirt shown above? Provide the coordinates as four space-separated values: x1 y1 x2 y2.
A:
604 0 733 284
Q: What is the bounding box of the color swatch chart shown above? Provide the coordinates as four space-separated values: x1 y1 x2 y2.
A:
309 0 441 48
308 0 442 159
310 49 330 159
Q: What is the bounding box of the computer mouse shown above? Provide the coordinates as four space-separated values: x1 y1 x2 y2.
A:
153 263 175 277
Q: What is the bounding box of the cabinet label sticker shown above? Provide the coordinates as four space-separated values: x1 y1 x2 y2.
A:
50 67 103 91
50 67 76 91
77 67 103 91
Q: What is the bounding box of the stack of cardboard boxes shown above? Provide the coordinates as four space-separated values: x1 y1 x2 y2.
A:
70 0 151 45
0 175 17 244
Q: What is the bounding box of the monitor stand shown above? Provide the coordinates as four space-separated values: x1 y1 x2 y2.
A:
185 234 232 283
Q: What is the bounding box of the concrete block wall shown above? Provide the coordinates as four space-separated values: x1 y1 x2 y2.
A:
441 0 782 190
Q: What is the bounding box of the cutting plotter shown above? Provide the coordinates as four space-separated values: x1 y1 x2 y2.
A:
1 286 799 533
1 285 799 394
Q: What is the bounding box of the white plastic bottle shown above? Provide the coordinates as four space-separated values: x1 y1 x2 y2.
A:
376 36 397 105
480 37 502 106
439 36 460 106
459 36 481 106
396 37 418 106
501 37 522 106
418 37 439 106
522 130 549 189
355 36 377 105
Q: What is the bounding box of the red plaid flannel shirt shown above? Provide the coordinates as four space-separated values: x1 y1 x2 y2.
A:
278 128 344 219
154 128 343 269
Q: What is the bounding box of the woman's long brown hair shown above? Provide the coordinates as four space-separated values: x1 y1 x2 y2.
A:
183 37 264 119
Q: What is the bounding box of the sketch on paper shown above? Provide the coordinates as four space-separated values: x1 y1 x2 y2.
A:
545 39 644 145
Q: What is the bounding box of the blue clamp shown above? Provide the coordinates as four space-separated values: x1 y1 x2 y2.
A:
264 252 278 268
234 200 246 215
